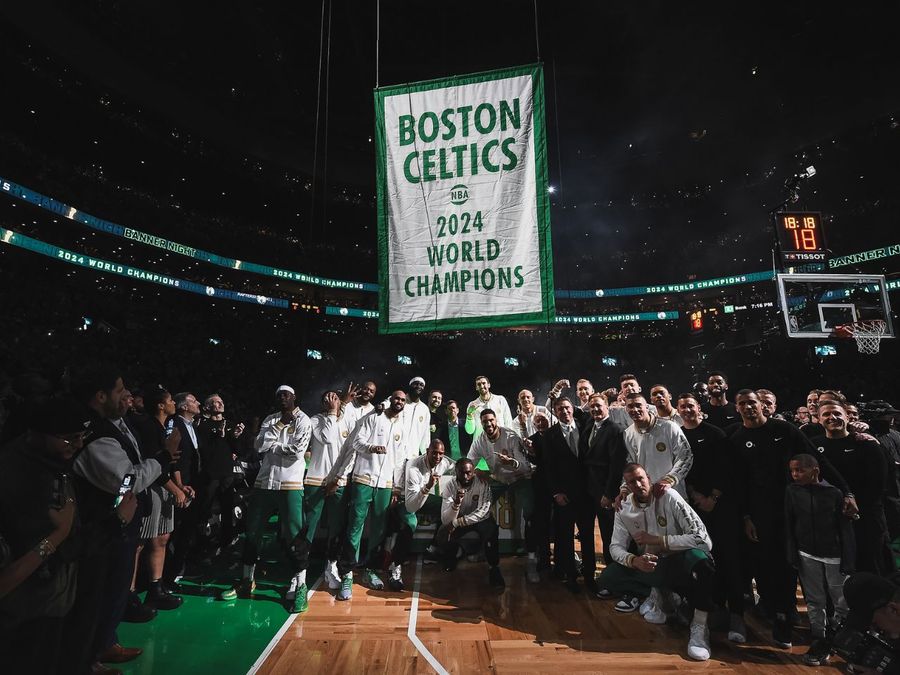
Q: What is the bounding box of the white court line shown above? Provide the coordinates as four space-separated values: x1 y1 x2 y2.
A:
246 574 323 675
408 557 451 675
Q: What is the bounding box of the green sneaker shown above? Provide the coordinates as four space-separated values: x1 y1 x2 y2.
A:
220 578 255 601
337 574 353 601
365 568 385 590
291 583 309 613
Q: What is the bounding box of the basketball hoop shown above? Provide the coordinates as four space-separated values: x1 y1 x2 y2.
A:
836 320 887 354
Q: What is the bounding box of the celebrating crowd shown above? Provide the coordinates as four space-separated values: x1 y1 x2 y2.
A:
2 364 900 673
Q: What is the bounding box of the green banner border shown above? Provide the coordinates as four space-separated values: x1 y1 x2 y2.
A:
374 63 555 334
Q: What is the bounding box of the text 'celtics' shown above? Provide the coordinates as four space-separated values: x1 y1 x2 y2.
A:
398 99 521 184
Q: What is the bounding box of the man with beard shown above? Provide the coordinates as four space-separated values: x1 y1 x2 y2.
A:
597 464 715 661
617 393 693 504
71 364 179 671
341 381 377 429
393 377 431 478
465 376 514 440
294 392 355 594
220 385 311 613
702 372 738 429
732 389 855 649
428 390 445 439
437 458 505 590
385 439 455 591
678 392 746 643
329 391 408 600
814 401 891 575
650 385 683 427
468 409 536 581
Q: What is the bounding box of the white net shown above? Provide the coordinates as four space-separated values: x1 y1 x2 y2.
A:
845 320 887 355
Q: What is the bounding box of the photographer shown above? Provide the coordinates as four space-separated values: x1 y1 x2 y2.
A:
0 396 138 673
837 572 900 674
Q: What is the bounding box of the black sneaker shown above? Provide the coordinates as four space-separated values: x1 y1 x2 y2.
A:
773 614 793 648
489 567 506 590
614 593 641 613
144 584 184 611
802 638 831 666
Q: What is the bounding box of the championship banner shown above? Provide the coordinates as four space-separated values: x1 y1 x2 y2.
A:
374 64 555 334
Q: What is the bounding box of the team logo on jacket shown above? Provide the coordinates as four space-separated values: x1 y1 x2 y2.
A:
342 430 349 438
394 434 401 441
472 494 479 505
657 515 667 527
745 441 754 448
419 415 424 422
656 442 666 452
817 446 825 453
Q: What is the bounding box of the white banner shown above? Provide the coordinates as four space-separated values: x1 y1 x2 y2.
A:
374 65 554 334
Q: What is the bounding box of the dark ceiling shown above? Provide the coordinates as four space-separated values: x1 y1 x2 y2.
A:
3 1 900 285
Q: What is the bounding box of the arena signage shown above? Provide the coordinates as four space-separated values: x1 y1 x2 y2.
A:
0 226 289 309
374 65 555 334
0 176 377 292
829 244 900 269
554 311 680 324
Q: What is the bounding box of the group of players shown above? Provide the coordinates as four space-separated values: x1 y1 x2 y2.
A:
219 371 898 665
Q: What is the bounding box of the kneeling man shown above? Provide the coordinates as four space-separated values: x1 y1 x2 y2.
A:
598 463 715 661
436 458 505 590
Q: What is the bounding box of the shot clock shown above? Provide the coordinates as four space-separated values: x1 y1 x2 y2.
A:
775 212 828 268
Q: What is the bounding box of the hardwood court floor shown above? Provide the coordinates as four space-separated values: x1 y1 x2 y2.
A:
257 557 844 674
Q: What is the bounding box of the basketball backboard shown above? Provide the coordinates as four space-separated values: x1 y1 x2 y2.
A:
776 273 894 339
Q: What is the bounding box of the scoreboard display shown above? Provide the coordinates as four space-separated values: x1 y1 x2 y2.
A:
775 212 828 267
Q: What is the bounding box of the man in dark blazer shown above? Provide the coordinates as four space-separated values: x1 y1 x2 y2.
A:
546 397 596 593
436 400 472 460
578 392 628 568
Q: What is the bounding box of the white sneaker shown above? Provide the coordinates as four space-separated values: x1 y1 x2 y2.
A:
387 562 404 591
687 622 711 661
324 560 340 590
643 605 669 625
639 588 659 616
526 558 540 584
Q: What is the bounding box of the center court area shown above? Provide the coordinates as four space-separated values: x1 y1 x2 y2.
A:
117 525 842 674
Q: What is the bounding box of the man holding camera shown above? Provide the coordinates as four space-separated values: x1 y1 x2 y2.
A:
837 572 900 674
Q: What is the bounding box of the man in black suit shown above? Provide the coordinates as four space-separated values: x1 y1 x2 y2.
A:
163 392 201 586
546 397 597 593
436 400 472 460
579 392 628 569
